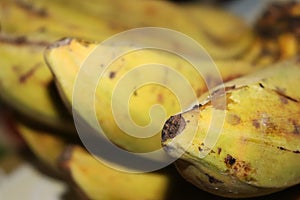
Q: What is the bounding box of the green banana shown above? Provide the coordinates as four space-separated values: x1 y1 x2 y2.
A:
162 57 300 198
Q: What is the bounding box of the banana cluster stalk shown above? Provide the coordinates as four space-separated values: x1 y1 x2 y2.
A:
162 57 300 198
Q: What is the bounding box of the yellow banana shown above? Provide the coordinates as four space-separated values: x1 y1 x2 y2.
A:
162 57 300 198
183 4 254 59
59 146 170 200
14 119 66 170
0 40 77 133
44 37 268 153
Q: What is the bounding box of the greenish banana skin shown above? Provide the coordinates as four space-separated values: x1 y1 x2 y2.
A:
162 57 300 198
175 158 284 198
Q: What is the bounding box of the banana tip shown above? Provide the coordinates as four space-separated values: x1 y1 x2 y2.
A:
46 37 73 50
161 114 186 143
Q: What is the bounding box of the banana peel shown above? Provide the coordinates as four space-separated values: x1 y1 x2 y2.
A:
162 57 300 198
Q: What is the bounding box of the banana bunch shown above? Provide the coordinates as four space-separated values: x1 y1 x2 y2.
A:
0 0 256 134
1 0 299 199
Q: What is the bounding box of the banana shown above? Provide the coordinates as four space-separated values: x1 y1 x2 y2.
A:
11 110 216 200
0 39 77 133
44 37 270 153
182 4 254 60
15 120 66 170
59 146 170 200
162 57 300 198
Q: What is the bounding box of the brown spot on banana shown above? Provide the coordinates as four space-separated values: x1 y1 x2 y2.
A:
161 114 186 143
0 35 49 46
224 154 236 167
109 71 116 79
19 63 42 83
204 173 224 184
252 119 260 129
226 113 241 125
292 121 300 134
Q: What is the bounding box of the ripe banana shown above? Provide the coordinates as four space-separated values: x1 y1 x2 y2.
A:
44 37 269 153
0 39 76 133
15 120 66 170
162 57 300 198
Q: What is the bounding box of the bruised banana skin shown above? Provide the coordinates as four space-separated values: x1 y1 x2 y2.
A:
162 58 300 198
45 38 268 153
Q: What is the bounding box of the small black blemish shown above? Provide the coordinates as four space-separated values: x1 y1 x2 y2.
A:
109 71 116 79
161 114 186 142
193 104 201 109
252 119 260 129
133 90 138 96
259 83 264 88
217 148 222 155
198 146 203 152
277 146 300 154
225 154 236 167
186 120 190 123
204 173 223 184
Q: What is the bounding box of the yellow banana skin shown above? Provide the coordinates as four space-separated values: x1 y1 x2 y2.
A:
162 57 300 198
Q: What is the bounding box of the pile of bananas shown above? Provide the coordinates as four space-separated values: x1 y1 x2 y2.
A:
0 0 299 199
